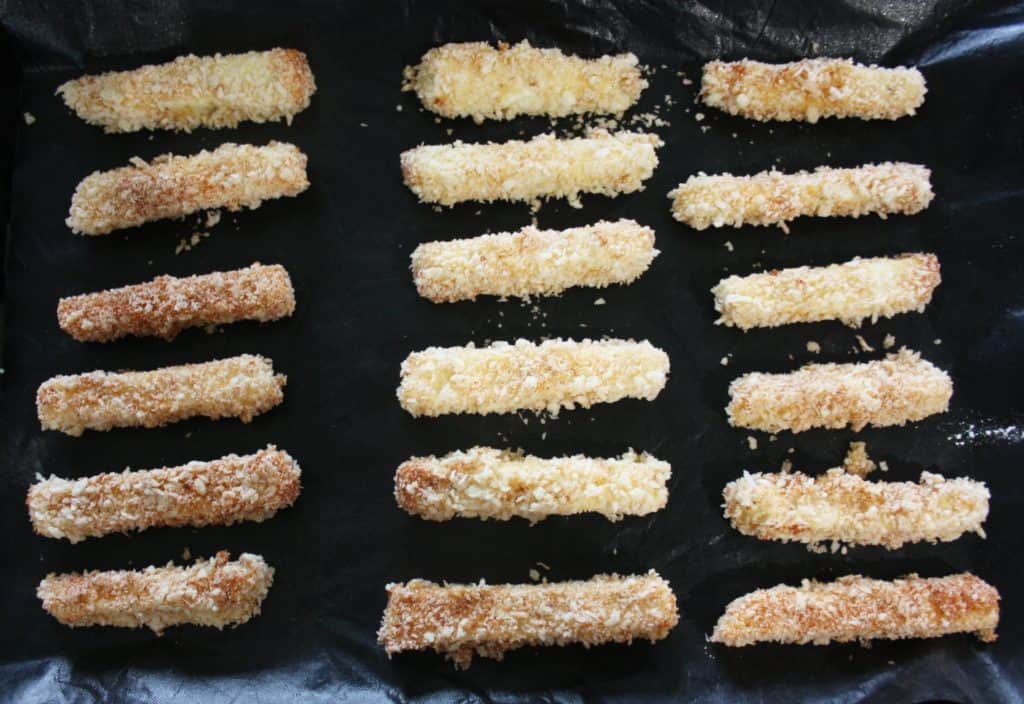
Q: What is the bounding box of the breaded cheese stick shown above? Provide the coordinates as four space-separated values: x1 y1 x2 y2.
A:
67 141 309 235
398 338 669 417
38 551 274 633
28 446 301 543
412 219 658 302
379 571 678 668
712 253 941 330
711 573 999 647
57 48 316 133
58 263 296 342
723 468 989 549
37 354 285 436
727 348 951 433
668 163 932 232
401 130 662 208
403 40 646 123
395 446 669 522
700 58 926 123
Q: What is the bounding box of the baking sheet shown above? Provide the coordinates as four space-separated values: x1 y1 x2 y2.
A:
2 0 1023 701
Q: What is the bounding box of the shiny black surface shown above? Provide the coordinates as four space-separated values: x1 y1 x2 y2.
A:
1 1 1022 701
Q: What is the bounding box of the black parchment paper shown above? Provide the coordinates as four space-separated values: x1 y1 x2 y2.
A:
1 1 1023 701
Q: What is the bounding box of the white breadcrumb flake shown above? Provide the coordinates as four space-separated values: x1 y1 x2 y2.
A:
38 551 274 633
746 436 758 450
843 441 876 477
378 571 678 668
701 59 926 123
411 219 657 302
883 334 896 349
726 348 952 433
24 112 36 125
57 49 315 133
806 341 821 354
67 141 309 235
395 446 670 523
712 254 941 330
711 573 998 647
37 354 286 436
29 446 301 543
401 130 662 208
398 338 669 417
723 468 988 549
403 41 646 123
668 163 933 231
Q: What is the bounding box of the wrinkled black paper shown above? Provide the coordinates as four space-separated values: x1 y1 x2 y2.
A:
2 1 1023 701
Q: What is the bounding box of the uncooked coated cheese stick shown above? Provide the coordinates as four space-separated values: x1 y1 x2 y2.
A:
379 571 678 668
700 58 926 123
397 338 669 417
401 130 662 208
726 348 951 433
411 219 658 302
403 40 646 123
67 141 309 235
712 253 940 330
57 48 316 133
395 446 669 522
711 573 999 647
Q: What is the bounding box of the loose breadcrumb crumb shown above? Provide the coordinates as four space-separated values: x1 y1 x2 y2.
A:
842 441 876 477
23 112 36 125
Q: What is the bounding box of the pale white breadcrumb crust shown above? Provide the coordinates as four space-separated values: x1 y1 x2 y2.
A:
395 446 670 522
397 338 669 417
712 573 999 646
378 571 678 668
411 219 658 302
404 40 646 123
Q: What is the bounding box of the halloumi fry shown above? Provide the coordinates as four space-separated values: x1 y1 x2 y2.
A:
723 468 988 549
398 338 669 417
669 163 932 232
401 130 661 208
403 40 646 123
712 253 940 330
57 48 316 133
58 263 296 342
379 571 678 668
700 58 926 123
38 551 274 633
67 141 309 235
28 446 301 543
37 354 285 436
411 219 657 302
726 348 951 433
395 446 669 522
711 573 999 647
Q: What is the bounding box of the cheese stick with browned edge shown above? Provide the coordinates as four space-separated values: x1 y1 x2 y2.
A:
711 573 999 647
727 348 951 433
29 446 301 543
37 354 285 436
38 552 273 633
379 571 678 668
67 141 309 235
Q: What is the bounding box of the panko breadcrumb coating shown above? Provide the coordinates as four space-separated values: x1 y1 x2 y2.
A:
379 571 678 668
711 573 999 646
700 58 926 123
723 468 988 549
57 48 316 133
727 348 951 433
668 162 932 232
395 446 670 523
398 338 669 417
37 354 286 436
29 446 301 543
401 130 662 208
58 263 296 342
403 40 646 123
411 219 658 302
67 141 309 235
38 551 274 633
712 253 941 330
